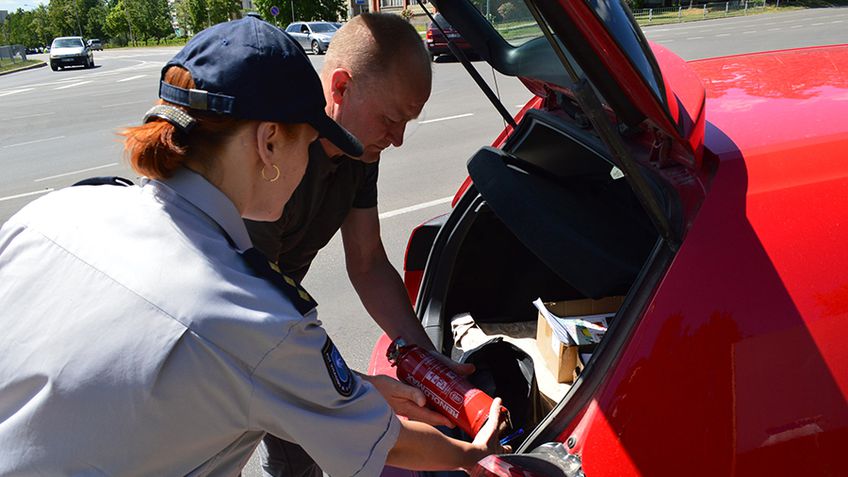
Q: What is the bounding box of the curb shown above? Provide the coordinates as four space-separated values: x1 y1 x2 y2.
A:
0 61 47 77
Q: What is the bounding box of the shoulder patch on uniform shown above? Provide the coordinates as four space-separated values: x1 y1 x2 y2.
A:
322 337 354 397
72 176 134 187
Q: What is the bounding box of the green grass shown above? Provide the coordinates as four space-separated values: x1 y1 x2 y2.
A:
633 0 848 26
102 37 190 49
0 59 42 74
789 0 848 6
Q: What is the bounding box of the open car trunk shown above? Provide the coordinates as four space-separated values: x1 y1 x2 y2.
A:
413 108 679 450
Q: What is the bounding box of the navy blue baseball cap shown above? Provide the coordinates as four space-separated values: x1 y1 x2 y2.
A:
159 16 363 157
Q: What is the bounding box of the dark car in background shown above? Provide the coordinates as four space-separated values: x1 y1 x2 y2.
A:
87 39 103 51
426 12 475 61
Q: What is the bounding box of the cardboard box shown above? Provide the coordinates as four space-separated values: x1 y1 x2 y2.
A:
536 296 624 383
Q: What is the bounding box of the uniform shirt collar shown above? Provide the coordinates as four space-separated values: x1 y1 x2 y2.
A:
155 167 253 252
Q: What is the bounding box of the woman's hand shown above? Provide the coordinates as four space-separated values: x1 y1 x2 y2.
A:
461 397 511 473
361 374 454 428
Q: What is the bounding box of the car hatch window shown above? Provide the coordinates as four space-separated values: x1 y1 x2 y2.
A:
310 23 336 33
474 0 666 112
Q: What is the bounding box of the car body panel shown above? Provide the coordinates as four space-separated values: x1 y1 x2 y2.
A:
565 44 848 476
49 36 93 69
426 13 475 60
285 21 336 53
369 1 848 474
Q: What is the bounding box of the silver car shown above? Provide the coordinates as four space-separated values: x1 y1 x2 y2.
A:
49 36 94 71
284 21 338 55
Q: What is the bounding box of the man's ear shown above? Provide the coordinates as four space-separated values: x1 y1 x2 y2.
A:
329 68 352 106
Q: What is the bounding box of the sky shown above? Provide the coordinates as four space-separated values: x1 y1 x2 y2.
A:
0 0 46 13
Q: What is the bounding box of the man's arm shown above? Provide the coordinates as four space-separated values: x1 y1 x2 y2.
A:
341 206 434 350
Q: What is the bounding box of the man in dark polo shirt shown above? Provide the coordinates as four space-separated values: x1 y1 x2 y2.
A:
245 13 471 477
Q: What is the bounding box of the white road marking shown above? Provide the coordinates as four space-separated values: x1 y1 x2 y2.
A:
687 36 704 40
0 189 54 203
53 81 92 90
790 24 804 28
3 136 65 148
101 100 149 108
0 112 56 122
117 74 147 82
418 113 474 124
0 88 34 97
379 196 453 219
34 163 119 182
812 22 826 26
833 20 844 23
743 30 757 34
767 27 781 31
18 112 56 119
90 90 126 97
716 33 731 37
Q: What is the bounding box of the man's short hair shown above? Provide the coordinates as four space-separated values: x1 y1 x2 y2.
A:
323 13 431 84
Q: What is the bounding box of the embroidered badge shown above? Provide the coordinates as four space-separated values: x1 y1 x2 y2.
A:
322 337 354 397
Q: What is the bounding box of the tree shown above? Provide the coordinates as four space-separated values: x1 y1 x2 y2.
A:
4 9 32 46
32 5 56 47
252 0 346 28
129 0 174 43
48 0 80 36
207 0 241 24
85 2 108 39
104 0 132 45
174 0 209 36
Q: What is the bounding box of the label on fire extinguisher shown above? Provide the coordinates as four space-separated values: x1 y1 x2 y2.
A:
408 354 484 420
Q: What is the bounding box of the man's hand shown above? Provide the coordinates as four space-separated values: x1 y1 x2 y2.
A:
361 374 455 428
430 352 476 377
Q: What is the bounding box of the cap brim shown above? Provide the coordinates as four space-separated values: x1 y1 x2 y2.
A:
309 113 363 158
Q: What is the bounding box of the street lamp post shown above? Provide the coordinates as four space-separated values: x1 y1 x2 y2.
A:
291 0 295 22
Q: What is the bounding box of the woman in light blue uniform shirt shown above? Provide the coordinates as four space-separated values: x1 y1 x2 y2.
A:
0 16 506 476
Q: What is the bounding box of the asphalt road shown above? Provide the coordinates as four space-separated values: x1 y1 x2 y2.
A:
0 7 846 475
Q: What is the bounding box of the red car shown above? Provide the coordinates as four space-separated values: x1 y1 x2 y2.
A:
371 0 848 475
426 12 475 61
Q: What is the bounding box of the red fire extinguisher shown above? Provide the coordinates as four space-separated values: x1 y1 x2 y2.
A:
387 338 511 438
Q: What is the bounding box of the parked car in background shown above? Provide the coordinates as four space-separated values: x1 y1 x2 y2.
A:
425 12 474 61
284 21 338 55
369 0 848 476
49 36 94 71
87 38 103 51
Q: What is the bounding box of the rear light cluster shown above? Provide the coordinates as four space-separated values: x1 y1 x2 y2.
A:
471 444 585 477
426 29 433 40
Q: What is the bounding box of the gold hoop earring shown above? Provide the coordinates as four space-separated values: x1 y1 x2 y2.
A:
261 164 280 182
